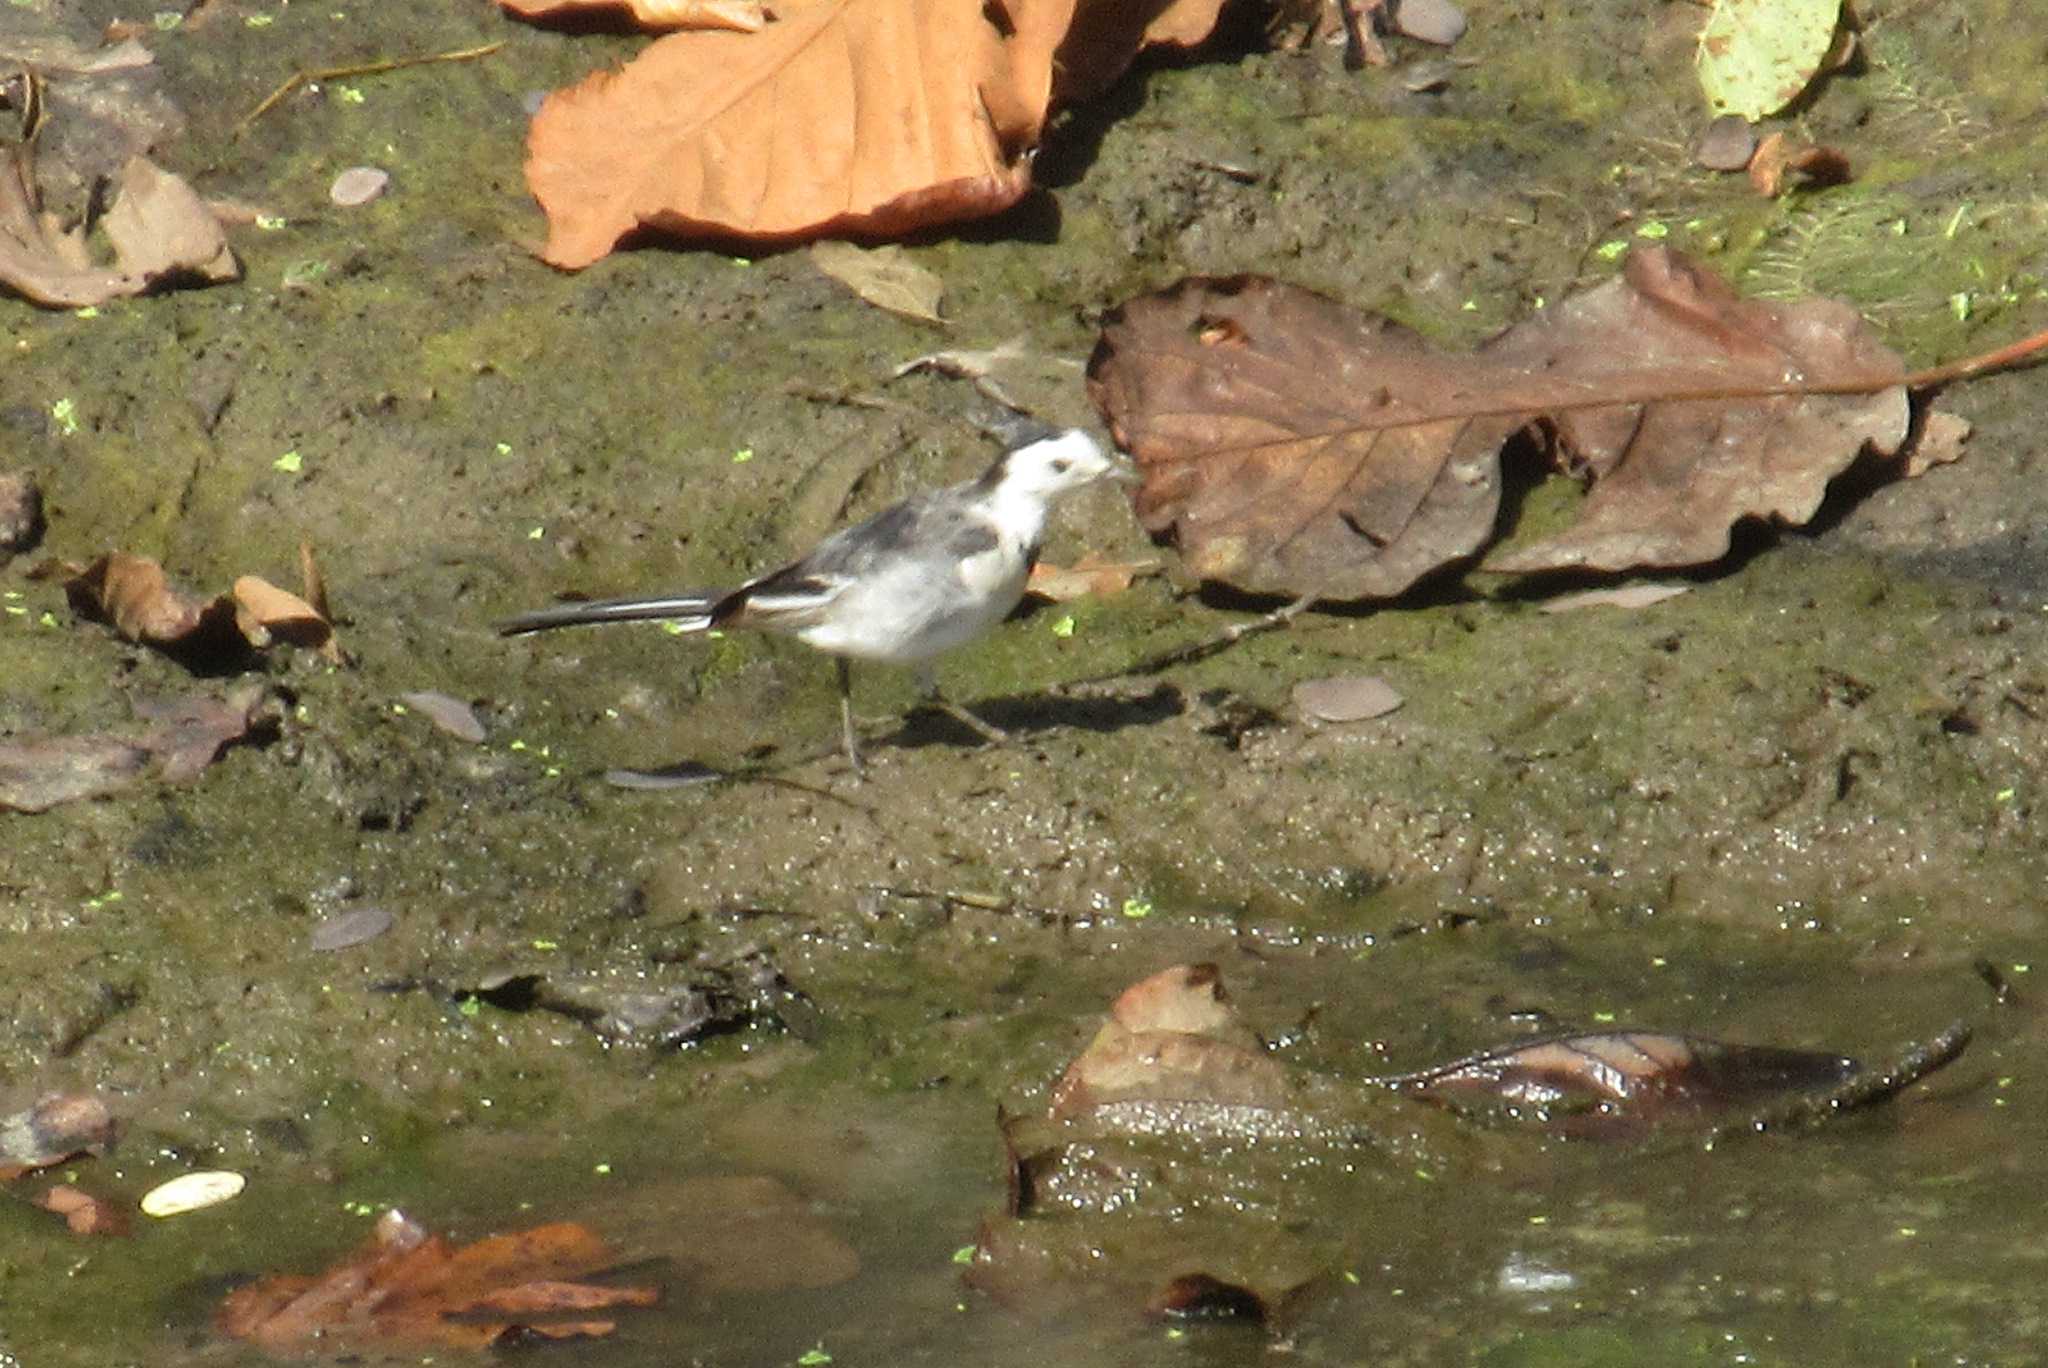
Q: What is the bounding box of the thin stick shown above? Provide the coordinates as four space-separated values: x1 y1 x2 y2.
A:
236 41 505 137
1073 593 1318 683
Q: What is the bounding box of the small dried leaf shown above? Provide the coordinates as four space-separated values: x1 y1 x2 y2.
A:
1050 964 1287 1120
398 691 488 743
232 574 342 663
101 156 239 285
1747 131 1851 197
1536 583 1690 613
1025 554 1157 602
0 735 150 812
308 905 396 952
810 240 944 324
66 553 215 645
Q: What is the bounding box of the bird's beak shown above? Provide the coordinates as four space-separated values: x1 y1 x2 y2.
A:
1105 451 1142 486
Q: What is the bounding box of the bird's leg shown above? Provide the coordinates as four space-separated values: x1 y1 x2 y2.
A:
837 657 867 779
916 666 1009 746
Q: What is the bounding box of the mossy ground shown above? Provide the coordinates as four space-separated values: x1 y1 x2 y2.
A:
3 0 2047 1364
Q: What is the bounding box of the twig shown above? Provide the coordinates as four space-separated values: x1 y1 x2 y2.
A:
235 41 505 138
1072 593 1319 683
1702 1019 1973 1148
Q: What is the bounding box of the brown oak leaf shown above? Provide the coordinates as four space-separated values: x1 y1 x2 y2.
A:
1088 247 1915 598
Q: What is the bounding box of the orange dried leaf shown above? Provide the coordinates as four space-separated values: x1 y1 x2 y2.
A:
232 574 342 663
216 1210 658 1352
65 553 217 645
1025 553 1157 602
524 0 1082 263
498 0 767 30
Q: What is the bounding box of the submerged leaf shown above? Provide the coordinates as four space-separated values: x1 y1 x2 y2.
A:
216 1210 658 1351
1384 1030 1860 1137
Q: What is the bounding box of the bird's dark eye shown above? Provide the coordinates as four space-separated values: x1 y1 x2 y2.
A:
1050 458 1071 474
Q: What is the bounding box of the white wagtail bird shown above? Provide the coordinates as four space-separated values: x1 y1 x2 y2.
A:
499 425 1135 776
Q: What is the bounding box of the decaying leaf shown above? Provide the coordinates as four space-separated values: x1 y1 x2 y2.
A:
63 552 343 666
517 0 1233 263
0 687 273 811
1905 410 1971 478
0 734 150 812
98 156 237 284
497 0 768 31
62 553 241 655
1048 963 1288 1120
809 240 944 324
133 683 272 784
216 1209 659 1352
0 1094 118 1181
232 574 343 664
1384 1030 1860 1138
1089 247 1918 598
398 690 488 743
1025 553 1158 602
0 147 237 308
1536 583 1690 613
1746 130 1851 197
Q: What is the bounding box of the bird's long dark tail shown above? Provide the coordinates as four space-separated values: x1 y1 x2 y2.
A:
497 593 720 636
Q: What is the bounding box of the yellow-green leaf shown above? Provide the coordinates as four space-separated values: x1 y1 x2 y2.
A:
1696 0 1840 120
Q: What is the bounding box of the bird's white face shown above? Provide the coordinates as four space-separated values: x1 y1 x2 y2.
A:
993 429 1137 502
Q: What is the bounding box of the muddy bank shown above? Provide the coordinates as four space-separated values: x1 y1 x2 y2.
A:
3 0 2046 1362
